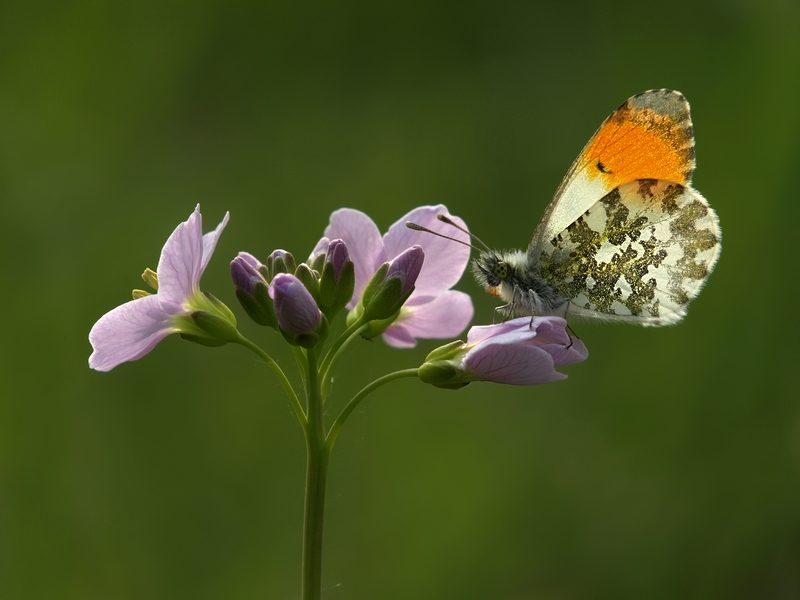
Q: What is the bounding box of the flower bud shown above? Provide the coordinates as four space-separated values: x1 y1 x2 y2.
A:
269 273 328 348
294 263 321 302
231 253 264 292
231 253 277 327
318 238 355 317
308 237 330 273
360 245 424 322
266 249 296 279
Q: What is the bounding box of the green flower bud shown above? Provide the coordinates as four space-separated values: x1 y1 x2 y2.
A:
318 239 355 319
267 249 296 279
360 245 423 321
231 254 277 327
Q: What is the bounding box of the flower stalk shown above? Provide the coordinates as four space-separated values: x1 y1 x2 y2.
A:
302 348 328 600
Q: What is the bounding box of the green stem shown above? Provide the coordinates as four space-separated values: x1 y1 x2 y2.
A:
319 318 367 400
321 326 368 401
302 348 328 600
292 345 309 394
326 368 419 451
233 334 307 425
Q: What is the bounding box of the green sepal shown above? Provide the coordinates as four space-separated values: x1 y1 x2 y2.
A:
360 263 389 309
363 282 414 322
319 259 355 319
279 313 330 349
294 263 320 303
358 310 400 339
235 281 277 328
346 300 365 328
418 360 469 389
267 251 296 279
202 292 237 325
425 340 467 362
189 309 239 344
309 251 326 273
334 261 355 308
179 332 229 347
319 262 337 307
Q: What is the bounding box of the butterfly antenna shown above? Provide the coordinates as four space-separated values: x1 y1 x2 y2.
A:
404 221 484 253
435 214 495 254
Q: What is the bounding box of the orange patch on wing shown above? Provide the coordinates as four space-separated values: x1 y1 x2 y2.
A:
582 104 693 188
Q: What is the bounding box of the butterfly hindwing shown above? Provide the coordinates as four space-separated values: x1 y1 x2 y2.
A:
537 179 720 325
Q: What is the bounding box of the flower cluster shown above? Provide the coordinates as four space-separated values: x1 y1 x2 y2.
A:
89 204 587 386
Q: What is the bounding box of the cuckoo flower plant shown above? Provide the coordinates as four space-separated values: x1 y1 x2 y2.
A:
90 203 589 600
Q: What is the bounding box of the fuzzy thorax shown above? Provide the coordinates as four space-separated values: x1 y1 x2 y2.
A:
471 250 566 318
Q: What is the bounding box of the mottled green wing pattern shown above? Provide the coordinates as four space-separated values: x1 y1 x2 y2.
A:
538 179 720 326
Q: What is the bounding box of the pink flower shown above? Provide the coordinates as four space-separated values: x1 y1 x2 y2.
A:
88 206 230 371
323 205 474 347
419 317 588 387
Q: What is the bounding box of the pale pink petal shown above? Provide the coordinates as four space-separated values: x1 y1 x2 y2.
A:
394 290 473 342
157 206 204 308
324 209 386 308
383 205 471 295
465 341 567 385
309 237 330 259
88 295 176 372
201 210 230 273
466 316 573 346
538 338 589 366
381 324 418 348
467 317 533 345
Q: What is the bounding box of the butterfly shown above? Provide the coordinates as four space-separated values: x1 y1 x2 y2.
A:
467 89 721 326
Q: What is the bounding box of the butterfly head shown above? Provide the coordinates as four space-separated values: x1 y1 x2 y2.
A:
471 251 512 296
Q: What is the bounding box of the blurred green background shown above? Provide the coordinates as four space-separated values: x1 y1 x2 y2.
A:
2 0 800 598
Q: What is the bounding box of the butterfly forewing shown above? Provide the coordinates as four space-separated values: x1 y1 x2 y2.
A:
531 89 697 254
538 179 720 325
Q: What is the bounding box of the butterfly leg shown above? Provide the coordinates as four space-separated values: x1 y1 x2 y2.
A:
493 304 514 324
525 289 540 328
551 298 578 348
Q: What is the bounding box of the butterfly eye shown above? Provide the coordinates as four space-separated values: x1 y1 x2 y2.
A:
493 262 509 280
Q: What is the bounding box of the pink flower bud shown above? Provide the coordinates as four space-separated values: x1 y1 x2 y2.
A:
269 273 322 336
